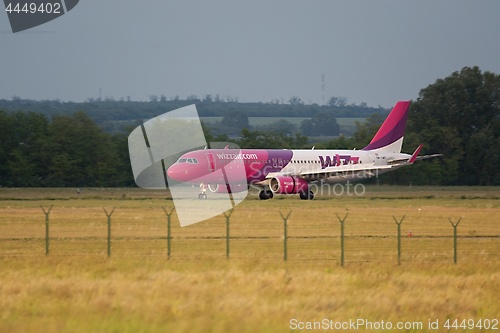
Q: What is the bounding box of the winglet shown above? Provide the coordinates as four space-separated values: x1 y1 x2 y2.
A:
408 144 423 164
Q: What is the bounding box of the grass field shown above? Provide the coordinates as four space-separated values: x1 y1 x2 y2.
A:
0 186 498 332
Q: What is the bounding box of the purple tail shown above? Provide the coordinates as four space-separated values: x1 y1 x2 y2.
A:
363 101 411 153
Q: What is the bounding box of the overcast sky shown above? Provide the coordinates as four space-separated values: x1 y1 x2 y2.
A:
1 0 499 108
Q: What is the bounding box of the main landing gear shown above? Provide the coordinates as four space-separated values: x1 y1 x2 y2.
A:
258 189 314 200
299 191 314 200
198 193 207 200
258 190 274 200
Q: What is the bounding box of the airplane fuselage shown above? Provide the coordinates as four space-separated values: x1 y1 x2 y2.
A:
165 101 440 200
167 148 410 186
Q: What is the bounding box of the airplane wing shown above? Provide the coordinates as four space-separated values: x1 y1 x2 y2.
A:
298 164 393 181
387 155 442 165
257 163 393 184
257 145 442 185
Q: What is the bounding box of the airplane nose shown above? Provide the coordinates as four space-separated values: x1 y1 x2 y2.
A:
167 164 188 181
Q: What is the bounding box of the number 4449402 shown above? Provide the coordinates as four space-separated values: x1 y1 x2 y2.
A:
443 319 498 330
5 2 62 14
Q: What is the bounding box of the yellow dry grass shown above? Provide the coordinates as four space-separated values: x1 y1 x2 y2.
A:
0 186 498 332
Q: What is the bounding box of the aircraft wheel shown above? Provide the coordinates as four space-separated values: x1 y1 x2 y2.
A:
299 191 314 200
259 190 270 200
198 193 207 200
266 190 274 199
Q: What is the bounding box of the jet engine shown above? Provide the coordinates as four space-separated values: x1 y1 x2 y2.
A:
269 176 309 194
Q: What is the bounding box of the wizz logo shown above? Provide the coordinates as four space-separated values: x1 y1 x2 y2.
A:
319 154 360 169
3 0 79 33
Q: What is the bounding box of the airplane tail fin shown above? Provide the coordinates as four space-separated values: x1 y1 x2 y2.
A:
363 100 411 153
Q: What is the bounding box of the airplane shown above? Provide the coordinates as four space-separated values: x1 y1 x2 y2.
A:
166 100 442 200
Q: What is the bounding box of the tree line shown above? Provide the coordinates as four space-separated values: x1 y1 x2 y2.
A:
0 111 132 187
319 67 499 185
0 66 498 187
0 95 384 135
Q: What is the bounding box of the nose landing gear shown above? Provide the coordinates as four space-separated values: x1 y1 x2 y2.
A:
198 182 207 200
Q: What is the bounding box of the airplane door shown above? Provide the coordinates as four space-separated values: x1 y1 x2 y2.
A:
272 158 283 169
206 153 216 172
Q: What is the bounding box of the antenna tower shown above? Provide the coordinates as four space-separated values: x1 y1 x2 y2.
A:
321 74 325 105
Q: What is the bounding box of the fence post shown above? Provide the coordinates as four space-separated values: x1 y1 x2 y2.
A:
280 211 291 261
336 213 348 267
41 205 53 256
103 207 115 257
393 215 406 265
162 207 175 259
449 217 462 264
223 209 233 259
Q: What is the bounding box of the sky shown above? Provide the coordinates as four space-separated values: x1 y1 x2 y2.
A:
1 0 499 108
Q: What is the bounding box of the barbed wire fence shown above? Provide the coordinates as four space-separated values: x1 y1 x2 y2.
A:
0 207 499 264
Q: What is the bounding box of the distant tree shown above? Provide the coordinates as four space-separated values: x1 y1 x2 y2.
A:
349 113 385 147
109 133 135 186
254 120 299 135
300 112 340 136
328 96 348 107
221 110 249 129
0 111 49 186
200 121 230 144
225 96 239 103
41 112 121 186
288 96 303 105
326 135 354 149
461 126 498 185
237 128 308 149
407 66 499 185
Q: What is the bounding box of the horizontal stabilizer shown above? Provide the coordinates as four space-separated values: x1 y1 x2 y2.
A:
388 145 442 165
416 154 443 161
408 145 423 164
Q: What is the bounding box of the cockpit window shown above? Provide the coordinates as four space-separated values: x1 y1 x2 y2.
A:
178 158 199 164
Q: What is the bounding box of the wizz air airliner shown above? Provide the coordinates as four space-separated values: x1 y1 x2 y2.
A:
167 101 441 200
